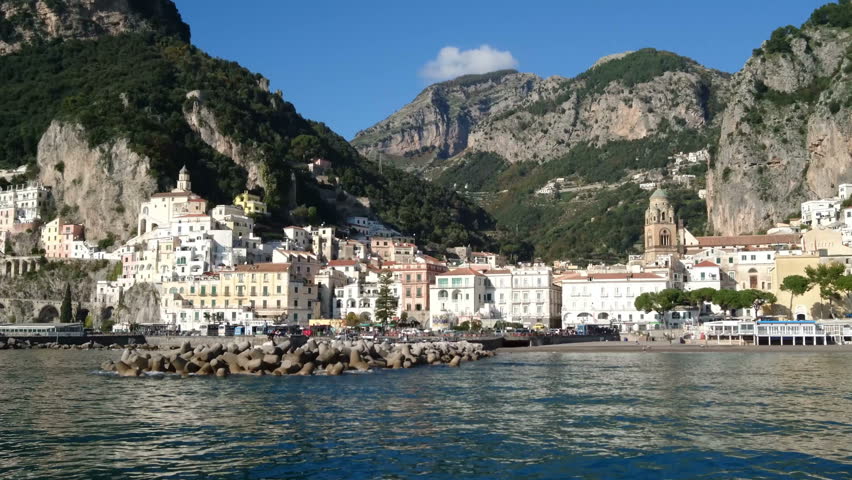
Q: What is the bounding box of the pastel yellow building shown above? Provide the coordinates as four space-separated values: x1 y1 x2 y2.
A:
162 263 319 324
234 191 268 216
40 218 61 257
771 254 852 320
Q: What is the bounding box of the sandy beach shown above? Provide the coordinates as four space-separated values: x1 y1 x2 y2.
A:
499 341 852 353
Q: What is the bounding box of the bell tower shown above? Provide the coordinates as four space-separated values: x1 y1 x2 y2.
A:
175 165 192 192
644 189 678 264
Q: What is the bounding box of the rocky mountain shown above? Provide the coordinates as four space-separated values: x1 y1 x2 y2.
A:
353 49 728 177
355 1 852 261
709 3 852 235
355 49 727 262
0 0 493 251
353 69 538 171
0 0 188 54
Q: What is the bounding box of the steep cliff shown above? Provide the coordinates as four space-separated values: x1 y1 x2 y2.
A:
352 70 538 170
37 121 157 241
354 49 728 176
183 90 263 189
709 7 852 235
0 0 189 54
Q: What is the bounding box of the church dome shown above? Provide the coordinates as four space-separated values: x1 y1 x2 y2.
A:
650 188 668 199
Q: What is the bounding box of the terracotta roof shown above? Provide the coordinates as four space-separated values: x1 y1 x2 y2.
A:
419 254 444 264
561 272 666 282
328 260 357 267
152 192 194 198
696 234 800 247
693 261 720 268
437 267 484 277
232 263 290 272
275 249 318 258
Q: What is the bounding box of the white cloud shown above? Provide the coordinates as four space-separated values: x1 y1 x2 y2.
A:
420 45 519 82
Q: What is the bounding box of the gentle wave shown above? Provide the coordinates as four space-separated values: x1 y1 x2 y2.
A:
1 350 851 479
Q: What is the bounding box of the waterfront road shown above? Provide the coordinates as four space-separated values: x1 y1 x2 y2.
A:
501 341 852 353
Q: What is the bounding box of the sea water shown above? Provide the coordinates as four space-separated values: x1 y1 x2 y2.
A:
1 349 851 479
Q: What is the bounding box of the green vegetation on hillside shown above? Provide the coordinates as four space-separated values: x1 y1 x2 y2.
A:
442 69 518 89
447 125 715 263
433 151 509 191
0 22 493 250
807 0 852 29
518 49 710 118
577 49 699 96
484 184 706 264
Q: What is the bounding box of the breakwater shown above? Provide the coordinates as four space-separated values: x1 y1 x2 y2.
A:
100 338 493 377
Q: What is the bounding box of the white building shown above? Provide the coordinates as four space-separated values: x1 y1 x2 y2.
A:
332 276 402 323
0 181 50 225
560 272 670 332
429 267 487 330
506 265 561 327
801 199 839 227
283 226 311 251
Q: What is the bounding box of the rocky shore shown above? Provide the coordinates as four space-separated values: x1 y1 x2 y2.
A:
100 338 494 377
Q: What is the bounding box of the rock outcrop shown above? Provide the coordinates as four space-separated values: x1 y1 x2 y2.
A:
0 0 189 55
352 69 538 168
353 50 727 176
37 121 157 242
183 90 263 189
709 25 852 235
113 283 160 325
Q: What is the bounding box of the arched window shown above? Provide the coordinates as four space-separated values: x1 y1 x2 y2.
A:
336 300 342 308
438 290 448 299
452 290 461 300
660 229 671 246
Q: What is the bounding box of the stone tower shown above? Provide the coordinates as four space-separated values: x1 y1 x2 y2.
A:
644 189 678 264
175 165 192 192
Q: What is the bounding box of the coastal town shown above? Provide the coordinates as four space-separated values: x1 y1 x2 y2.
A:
3 160 852 345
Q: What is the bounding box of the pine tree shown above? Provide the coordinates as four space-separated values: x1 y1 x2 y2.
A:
60 284 73 323
374 273 398 332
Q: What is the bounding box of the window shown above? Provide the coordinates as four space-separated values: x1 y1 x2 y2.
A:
416 287 422 298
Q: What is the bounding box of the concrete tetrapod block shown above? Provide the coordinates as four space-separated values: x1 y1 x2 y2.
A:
295 362 316 376
448 355 462 367
115 360 141 377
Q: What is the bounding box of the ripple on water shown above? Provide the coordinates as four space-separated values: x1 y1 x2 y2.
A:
1 350 851 479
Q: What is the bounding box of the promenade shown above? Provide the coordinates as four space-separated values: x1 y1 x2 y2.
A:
502 341 852 353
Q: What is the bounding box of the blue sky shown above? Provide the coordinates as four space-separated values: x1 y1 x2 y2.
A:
174 0 828 140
